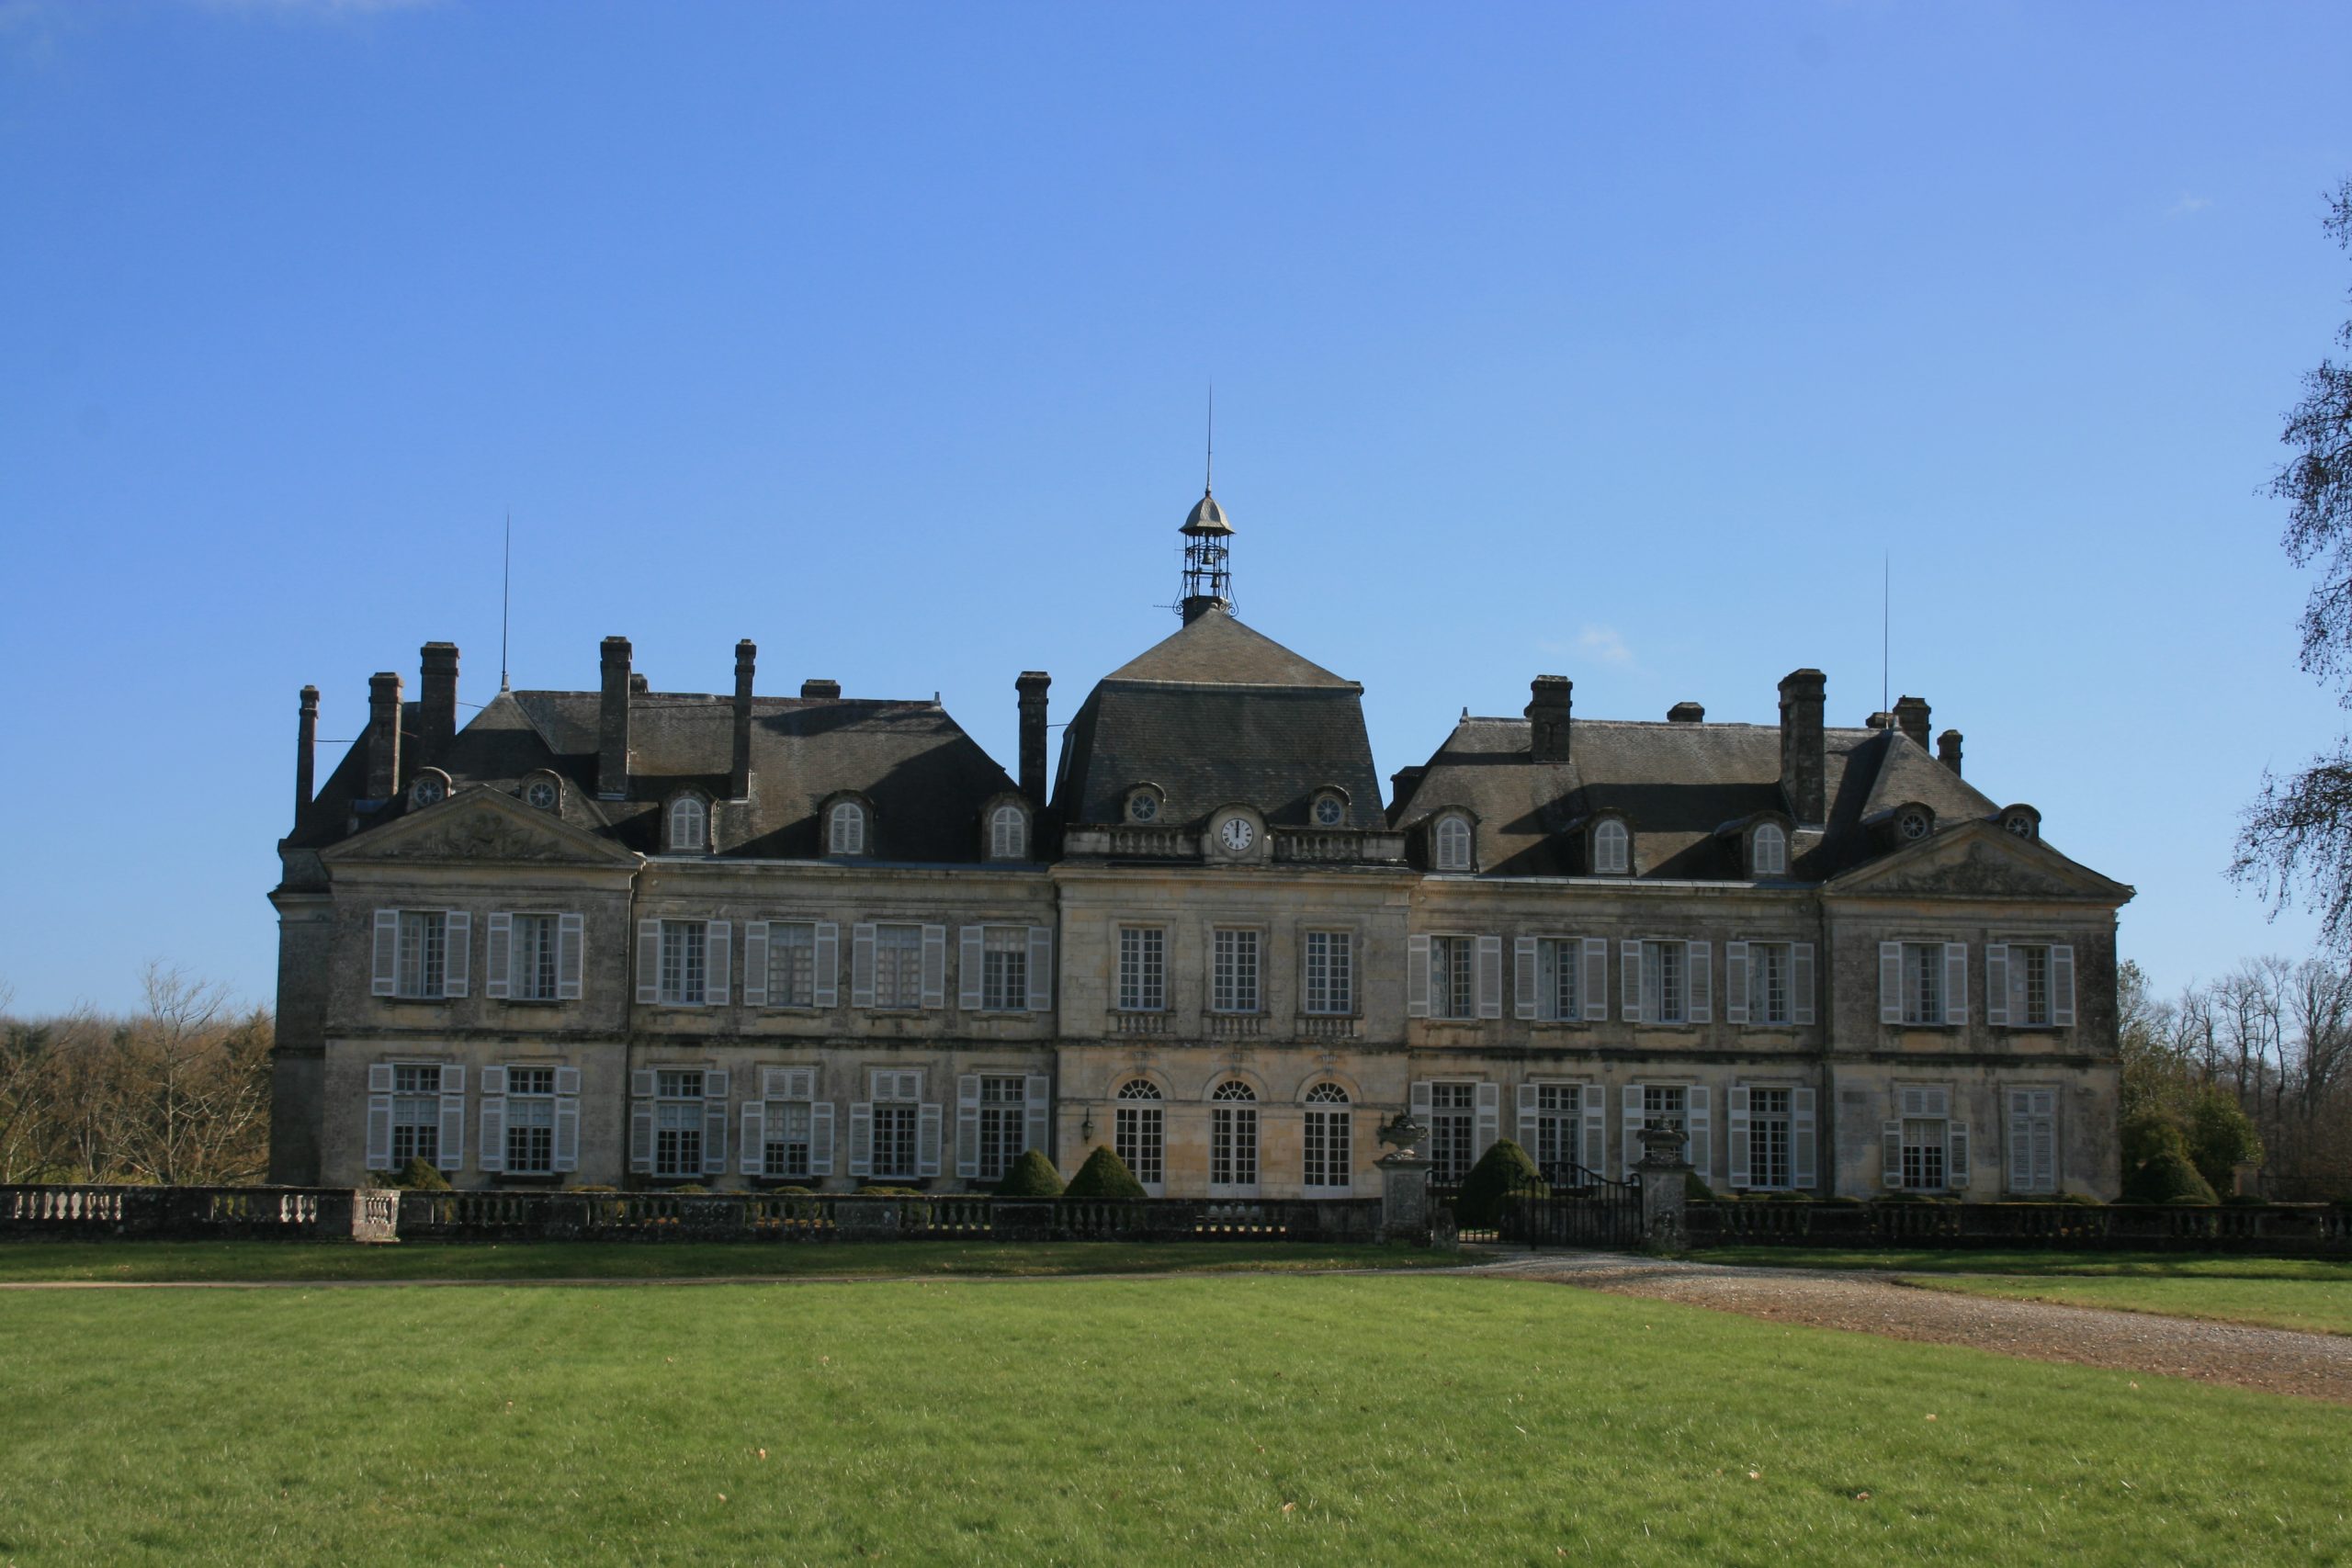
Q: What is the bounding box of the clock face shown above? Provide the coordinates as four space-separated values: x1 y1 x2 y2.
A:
1314 796 1343 827
1219 817 1256 852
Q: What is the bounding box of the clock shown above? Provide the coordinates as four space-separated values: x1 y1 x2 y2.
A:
1218 817 1256 852
1313 795 1344 827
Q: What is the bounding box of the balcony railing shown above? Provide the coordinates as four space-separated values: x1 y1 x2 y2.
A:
1204 1013 1265 1038
1111 1010 1173 1035
1272 829 1408 864
1295 1013 1358 1040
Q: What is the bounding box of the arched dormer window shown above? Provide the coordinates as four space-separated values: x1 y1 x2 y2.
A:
666 795 707 853
1593 818 1631 875
828 799 868 856
989 803 1028 861
410 768 451 810
1433 815 1474 872
1751 822 1787 878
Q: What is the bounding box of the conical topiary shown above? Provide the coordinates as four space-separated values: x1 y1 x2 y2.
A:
1455 1137 1548 1228
2121 1148 2219 1205
994 1147 1066 1198
397 1156 450 1191
1063 1145 1147 1199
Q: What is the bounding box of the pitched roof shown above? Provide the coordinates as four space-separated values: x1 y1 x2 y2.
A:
1102 606 1356 688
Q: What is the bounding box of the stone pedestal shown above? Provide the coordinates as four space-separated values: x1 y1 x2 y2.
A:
1376 1152 1437 1247
322 1188 401 1244
1635 1125 1692 1254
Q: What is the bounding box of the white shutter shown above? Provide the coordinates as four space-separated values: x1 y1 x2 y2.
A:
1517 1082 1539 1148
1513 937 1539 1020
808 922 837 1008
808 1100 834 1175
1879 942 1903 1023
1582 1089 1606 1173
899 1070 926 1102
741 1100 766 1175
1792 943 1815 1026
788 1067 816 1101
368 1062 395 1093
629 1069 655 1173
552 1082 580 1173
2033 1090 2057 1190
442 912 471 998
1406 934 1430 1018
1024 1074 1049 1155
486 912 513 1000
851 924 876 1008
959 928 985 1010
1583 938 1610 1021
705 921 731 1008
1943 942 1968 1027
702 1069 729 1174
1409 1080 1431 1129
743 921 770 1007
1687 1085 1710 1179
1882 1121 1905 1188
1621 941 1643 1023
1476 936 1503 1020
2007 1090 2032 1191
637 919 661 1005
1027 928 1053 1011
1724 941 1748 1024
1688 941 1711 1024
436 1066 465 1170
365 1089 393 1169
558 912 584 1000
2052 945 2076 1027
1725 1086 1749 1188
918 1101 944 1177
1474 1082 1499 1159
479 1066 507 1172
1984 943 2009 1027
1623 1084 1645 1176
372 910 400 995
555 1066 582 1096
922 925 947 1009
1948 1122 1971 1190
847 1102 873 1178
1792 1087 1816 1190
956 1075 982 1179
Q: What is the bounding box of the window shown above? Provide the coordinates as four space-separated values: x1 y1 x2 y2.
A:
767 922 817 1008
654 1069 705 1179
412 773 447 808
1209 1080 1258 1190
1746 1087 1791 1190
667 795 707 852
1529 1083 1581 1180
1536 938 1582 1021
2006 1088 2057 1195
870 1075 919 1180
508 913 560 1002
1427 1082 1476 1185
1751 823 1787 877
1751 942 1791 1026
1430 935 1475 1020
397 910 447 999
1434 816 1473 871
1115 1078 1164 1188
977 1076 1027 1182
1902 943 1943 1025
1303 1083 1351 1190
873 924 922 1010
504 1066 557 1175
659 920 708 1007
390 1064 442 1167
979 927 1028 1012
989 804 1027 861
524 775 560 811
763 1099 815 1179
1211 928 1261 1014
1884 1087 1966 1192
828 800 866 855
1117 927 1166 1011
1901 1120 1946 1190
1989 942 2075 1030
1304 931 1353 1015
1126 789 1159 823
1593 818 1630 874
1312 792 1346 828
1643 940 1688 1025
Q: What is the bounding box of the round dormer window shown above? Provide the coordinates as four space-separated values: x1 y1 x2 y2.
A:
1313 795 1345 828
1897 808 1931 841
410 771 449 808
525 777 560 812
1128 793 1159 824
2005 813 2035 840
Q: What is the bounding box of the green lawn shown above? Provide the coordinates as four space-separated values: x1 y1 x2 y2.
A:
1700 1249 2352 1337
0 1238 1457 1285
3 1275 2347 1565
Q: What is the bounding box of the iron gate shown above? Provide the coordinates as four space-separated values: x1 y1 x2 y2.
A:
1498 1162 1645 1248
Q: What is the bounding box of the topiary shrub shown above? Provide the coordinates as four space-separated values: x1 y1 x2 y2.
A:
2187 1089 2263 1196
670 1184 708 1195
1455 1138 1547 1227
771 1186 816 1197
994 1148 1065 1198
2121 1108 2189 1172
1063 1145 1147 1199
2121 1149 2219 1206
397 1157 450 1191
1684 1170 1715 1202
1764 1190 1815 1203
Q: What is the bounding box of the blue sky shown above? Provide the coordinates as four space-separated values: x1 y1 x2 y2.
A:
3 0 2348 1014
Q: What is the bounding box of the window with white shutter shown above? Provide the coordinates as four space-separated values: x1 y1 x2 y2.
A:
1476 936 1504 1021
654 920 708 1007
500 1066 560 1175
650 1069 707 1179
381 910 453 1000
1532 937 1585 1022
2007 1088 2058 1194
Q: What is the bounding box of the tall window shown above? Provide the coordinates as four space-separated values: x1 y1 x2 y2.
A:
1531 1083 1581 1179
654 1069 705 1179
1114 1078 1164 1188
768 921 817 1008
390 1064 442 1166
396 911 447 999
505 1066 557 1175
1750 942 1792 1026
763 1097 815 1179
1901 1118 1947 1190
1302 1083 1351 1190
978 1075 1027 1181
658 920 707 1006
1894 1087 1954 1191
989 805 1027 861
1750 823 1786 877
1902 943 1944 1025
1593 819 1630 874
1429 936 1475 1020
1209 1080 1258 1190
979 927 1028 1012
1747 1087 1791 1190
1537 939 1582 1021
667 796 707 852
1117 927 1166 1012
1211 929 1261 1013
873 924 922 1010
1434 816 1472 871
2007 1088 2057 1194
1304 931 1353 1015
1643 941 1688 1024
828 801 866 855
2016 945 2053 1027
510 913 560 1002
871 1077 919 1179
1427 1082 1476 1185
1643 1084 1690 1165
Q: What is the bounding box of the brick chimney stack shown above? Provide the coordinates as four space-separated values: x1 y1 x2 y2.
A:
365 671 403 802
598 636 633 799
1778 669 1827 826
1016 671 1052 805
1526 675 1573 763
731 639 757 800
1893 694 1931 752
1938 728 1963 776
419 642 459 764
295 684 319 818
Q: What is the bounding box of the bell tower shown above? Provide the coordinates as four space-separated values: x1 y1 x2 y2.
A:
1179 487 1233 624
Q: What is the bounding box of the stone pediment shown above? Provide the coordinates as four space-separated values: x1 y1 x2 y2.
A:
322 786 639 868
1825 820 2132 905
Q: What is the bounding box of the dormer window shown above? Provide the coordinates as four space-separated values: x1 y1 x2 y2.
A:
1593 818 1630 875
1433 815 1473 872
828 799 868 856
2000 805 2041 841
988 803 1028 861
522 773 561 812
1311 790 1348 829
666 795 708 853
410 769 451 809
1752 822 1787 877
1125 785 1163 825
1897 807 1933 842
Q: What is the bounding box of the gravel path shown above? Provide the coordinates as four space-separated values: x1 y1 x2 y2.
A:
1472 1251 2352 1404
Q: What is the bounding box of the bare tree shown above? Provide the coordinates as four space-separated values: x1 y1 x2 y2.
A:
100 966 273 1187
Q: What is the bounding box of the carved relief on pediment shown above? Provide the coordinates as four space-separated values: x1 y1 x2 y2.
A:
375 814 582 863
1854 837 2091 900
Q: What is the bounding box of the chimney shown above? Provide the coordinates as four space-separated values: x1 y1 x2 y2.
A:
1016 671 1052 805
801 678 841 699
1668 701 1705 724
1526 675 1573 763
1937 728 1963 776
598 636 632 798
419 641 459 764
1777 668 1826 826
1893 694 1931 751
730 639 757 800
366 671 403 802
295 684 319 818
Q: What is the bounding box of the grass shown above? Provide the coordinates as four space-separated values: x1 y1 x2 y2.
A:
0 1239 1460 1286
1700 1249 2352 1337
2 1275 2349 1564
